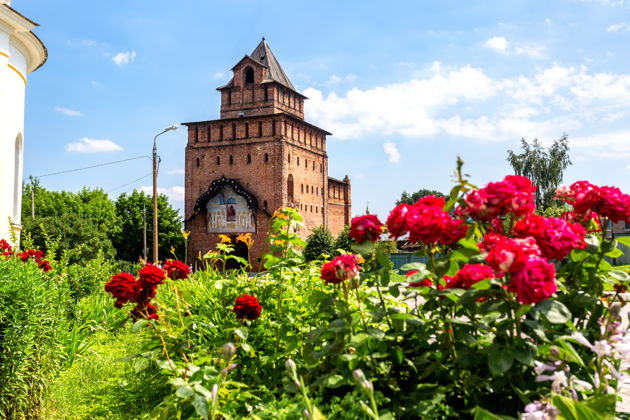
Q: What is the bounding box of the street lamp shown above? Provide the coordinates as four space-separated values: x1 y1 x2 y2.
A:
152 124 178 263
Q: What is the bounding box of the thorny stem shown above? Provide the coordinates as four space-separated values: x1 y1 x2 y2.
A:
149 321 174 371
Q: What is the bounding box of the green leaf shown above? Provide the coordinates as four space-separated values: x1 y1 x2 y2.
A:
400 262 429 273
552 395 602 420
582 394 616 419
192 394 209 419
555 338 585 367
176 385 194 398
351 241 375 255
234 327 249 341
487 345 514 376
131 318 148 333
536 300 572 324
473 407 515 420
450 247 479 261
616 235 630 247
609 270 630 282
133 357 150 373
323 374 345 388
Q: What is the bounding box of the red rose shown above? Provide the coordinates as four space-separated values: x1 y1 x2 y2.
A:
479 233 540 274
350 214 383 243
138 264 165 287
413 195 445 209
386 203 410 238
460 176 536 221
406 205 451 244
513 215 586 261
508 257 557 304
38 260 52 272
233 294 262 320
0 239 12 257
105 273 139 308
444 264 495 289
598 186 630 223
320 254 362 284
163 260 191 280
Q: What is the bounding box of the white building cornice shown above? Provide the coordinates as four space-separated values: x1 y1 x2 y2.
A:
0 4 46 72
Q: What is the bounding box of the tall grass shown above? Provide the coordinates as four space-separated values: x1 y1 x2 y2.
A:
0 258 68 418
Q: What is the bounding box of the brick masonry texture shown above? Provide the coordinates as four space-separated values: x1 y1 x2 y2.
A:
183 41 351 267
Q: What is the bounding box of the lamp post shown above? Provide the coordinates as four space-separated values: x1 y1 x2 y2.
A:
152 125 178 263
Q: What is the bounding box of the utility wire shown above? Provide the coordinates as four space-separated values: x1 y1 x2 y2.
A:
35 155 150 178
106 173 153 194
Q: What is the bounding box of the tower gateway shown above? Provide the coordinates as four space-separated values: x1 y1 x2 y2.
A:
183 39 351 268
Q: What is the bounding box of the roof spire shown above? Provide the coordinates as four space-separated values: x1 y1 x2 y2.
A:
262 36 265 41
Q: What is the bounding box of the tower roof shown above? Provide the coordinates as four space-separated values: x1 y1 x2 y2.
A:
248 38 296 91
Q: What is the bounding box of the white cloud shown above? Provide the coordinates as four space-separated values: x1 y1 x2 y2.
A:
326 74 342 84
545 18 553 25
514 45 547 59
324 73 357 85
54 106 82 117
383 141 400 163
485 36 546 58
65 138 123 153
485 36 508 53
168 169 185 175
139 185 185 202
112 50 136 67
304 62 630 158
213 71 225 79
607 22 630 32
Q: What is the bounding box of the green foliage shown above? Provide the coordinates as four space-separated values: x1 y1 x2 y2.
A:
304 225 334 261
112 190 184 262
396 188 445 205
0 257 68 418
21 180 119 263
61 250 119 301
375 240 397 254
333 224 353 254
507 134 571 209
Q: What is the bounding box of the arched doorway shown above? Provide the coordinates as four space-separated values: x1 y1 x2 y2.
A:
225 234 249 270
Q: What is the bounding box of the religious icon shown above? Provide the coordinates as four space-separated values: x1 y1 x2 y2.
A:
227 204 236 221
206 185 255 233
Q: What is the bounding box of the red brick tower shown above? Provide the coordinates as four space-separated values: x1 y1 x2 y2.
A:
183 39 351 267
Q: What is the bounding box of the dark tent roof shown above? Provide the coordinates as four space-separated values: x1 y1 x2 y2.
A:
248 38 297 91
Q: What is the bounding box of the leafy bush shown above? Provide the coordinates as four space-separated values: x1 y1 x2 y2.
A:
304 225 334 261
333 224 352 254
0 257 68 418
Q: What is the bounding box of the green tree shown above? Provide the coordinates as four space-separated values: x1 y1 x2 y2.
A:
21 180 119 262
396 189 445 205
332 224 352 254
506 134 571 209
304 225 334 261
112 190 184 262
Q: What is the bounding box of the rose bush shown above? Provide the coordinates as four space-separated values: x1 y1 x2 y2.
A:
85 161 630 419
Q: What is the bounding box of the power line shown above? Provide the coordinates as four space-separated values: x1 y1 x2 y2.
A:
34 155 150 178
106 173 153 193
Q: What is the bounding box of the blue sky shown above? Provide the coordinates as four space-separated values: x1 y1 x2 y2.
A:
18 0 630 220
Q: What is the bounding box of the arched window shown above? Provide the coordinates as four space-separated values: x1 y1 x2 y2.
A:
207 126 211 142
247 154 252 164
194 126 199 143
229 155 234 165
288 174 294 202
258 121 263 137
263 200 268 210
301 184 304 193
288 153 291 163
219 125 224 141
13 134 23 221
196 157 200 167
297 157 300 165
245 123 249 138
244 67 254 85
305 159 308 168
216 156 221 165
311 186 314 194
232 123 236 139
264 153 269 162
264 86 269 101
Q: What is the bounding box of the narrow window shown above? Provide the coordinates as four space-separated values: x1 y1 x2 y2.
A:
264 86 268 101
263 200 268 210
196 157 200 167
297 157 300 165
227 90 232 105
264 153 269 162
247 154 252 164
244 67 254 85
310 205 313 213
312 161 315 170
315 206 318 214
288 153 291 163
311 186 314 194
229 155 233 165
216 156 221 165
284 122 287 136
219 125 224 141
194 126 199 143
301 184 304 193
272 121 277 136
320 163 323 173
245 123 249 138
288 174 294 202
258 121 263 137
232 123 236 139
207 126 211 142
